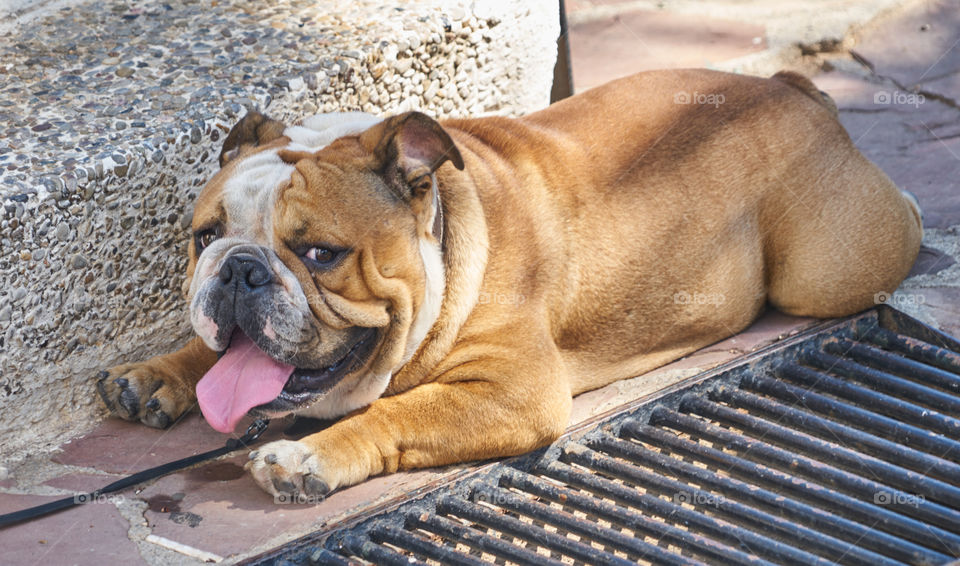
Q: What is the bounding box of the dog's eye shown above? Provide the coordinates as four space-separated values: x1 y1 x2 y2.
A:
302 246 343 269
195 229 220 253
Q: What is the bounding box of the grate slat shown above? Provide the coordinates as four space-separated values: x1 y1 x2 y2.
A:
437 493 636 566
594 430 908 566
466 481 700 565
648 405 960 538
545 458 808 565
778 363 960 436
712 386 960 482
832 338 960 393
679 393 960 509
409 511 567 566
370 523 490 566
501 467 758 565
742 373 960 458
621 420 957 560
862 327 960 374
244 307 960 566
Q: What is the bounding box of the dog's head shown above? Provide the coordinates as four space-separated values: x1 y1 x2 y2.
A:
185 110 463 432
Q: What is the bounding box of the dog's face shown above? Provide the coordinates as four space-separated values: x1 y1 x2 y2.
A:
184 111 463 431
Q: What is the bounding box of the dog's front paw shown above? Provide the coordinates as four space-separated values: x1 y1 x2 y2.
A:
245 440 333 500
95 362 193 428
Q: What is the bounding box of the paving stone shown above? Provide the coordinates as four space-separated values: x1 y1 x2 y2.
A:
52 412 284 474
43 472 126 494
569 9 766 91
0 492 142 565
136 452 448 561
909 244 957 277
914 286 960 336
852 0 960 94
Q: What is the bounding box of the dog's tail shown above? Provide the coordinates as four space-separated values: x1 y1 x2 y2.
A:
772 70 839 118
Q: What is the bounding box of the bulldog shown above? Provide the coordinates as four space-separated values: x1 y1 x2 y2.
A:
97 69 922 499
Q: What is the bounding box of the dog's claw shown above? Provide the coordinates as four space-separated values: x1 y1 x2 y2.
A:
249 450 260 461
272 478 297 494
304 475 330 497
95 373 116 412
264 453 278 465
114 377 129 388
96 370 110 382
118 387 140 417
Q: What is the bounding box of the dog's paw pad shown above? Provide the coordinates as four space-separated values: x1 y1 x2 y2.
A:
95 365 185 428
245 440 330 499
141 396 172 429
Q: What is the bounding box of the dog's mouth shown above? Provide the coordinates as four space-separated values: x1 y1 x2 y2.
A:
196 327 379 433
277 327 379 401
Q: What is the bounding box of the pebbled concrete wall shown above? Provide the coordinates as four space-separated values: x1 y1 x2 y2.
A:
0 0 559 464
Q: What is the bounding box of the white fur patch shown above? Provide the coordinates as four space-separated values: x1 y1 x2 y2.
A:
285 112 383 152
222 152 294 244
404 237 445 364
218 112 384 245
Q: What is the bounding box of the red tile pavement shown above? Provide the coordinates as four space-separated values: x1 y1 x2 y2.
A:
569 9 766 91
137 452 454 560
52 412 285 474
43 472 126 494
851 0 960 91
0 493 142 566
913 287 960 336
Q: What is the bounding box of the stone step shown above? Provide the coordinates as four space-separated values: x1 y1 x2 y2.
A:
0 0 560 463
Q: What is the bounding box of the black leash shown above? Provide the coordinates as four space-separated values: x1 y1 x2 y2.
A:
0 419 269 529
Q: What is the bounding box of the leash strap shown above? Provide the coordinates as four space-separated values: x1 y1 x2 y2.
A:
0 419 269 529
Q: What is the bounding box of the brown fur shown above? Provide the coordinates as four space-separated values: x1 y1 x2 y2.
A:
98 69 921 495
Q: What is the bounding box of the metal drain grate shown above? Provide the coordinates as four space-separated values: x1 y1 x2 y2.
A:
247 306 960 565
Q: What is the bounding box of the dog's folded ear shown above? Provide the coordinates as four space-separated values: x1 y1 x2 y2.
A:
359 111 464 200
219 110 288 167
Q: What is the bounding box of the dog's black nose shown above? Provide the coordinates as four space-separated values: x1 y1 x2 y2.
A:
219 253 272 289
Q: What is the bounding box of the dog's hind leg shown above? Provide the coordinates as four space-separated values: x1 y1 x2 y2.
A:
764 152 922 319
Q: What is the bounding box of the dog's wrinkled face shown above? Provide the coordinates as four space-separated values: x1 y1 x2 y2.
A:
184 111 463 432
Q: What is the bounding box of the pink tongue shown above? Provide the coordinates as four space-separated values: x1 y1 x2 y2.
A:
196 332 295 433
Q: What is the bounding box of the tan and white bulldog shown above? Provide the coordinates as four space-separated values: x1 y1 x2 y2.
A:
97 69 922 499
